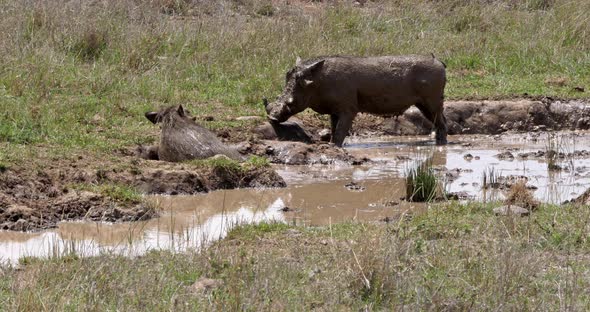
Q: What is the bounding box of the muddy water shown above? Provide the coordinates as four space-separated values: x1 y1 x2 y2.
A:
2 131 590 263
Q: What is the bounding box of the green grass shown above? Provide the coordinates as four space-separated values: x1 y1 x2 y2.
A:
187 155 270 171
0 0 589 163
405 159 440 202
3 202 590 310
71 183 143 204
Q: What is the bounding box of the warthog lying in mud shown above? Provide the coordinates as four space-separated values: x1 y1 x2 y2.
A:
265 55 448 146
139 105 243 162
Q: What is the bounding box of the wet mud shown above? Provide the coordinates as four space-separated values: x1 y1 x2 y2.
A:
0 169 156 232
237 140 368 165
4 131 590 262
237 99 590 143
3 99 590 260
0 159 285 232
383 99 590 136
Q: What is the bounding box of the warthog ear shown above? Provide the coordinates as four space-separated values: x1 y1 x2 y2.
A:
304 60 324 73
299 60 325 79
177 104 185 117
145 112 158 124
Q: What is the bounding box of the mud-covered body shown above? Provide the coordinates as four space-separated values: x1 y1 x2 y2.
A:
143 106 243 162
265 55 447 146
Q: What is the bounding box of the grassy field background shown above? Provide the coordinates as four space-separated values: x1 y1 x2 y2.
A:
1 0 590 163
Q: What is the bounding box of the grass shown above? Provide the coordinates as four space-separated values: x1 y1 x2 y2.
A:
186 155 270 171
1 1 590 309
3 202 590 310
71 183 143 204
405 158 440 202
546 132 562 170
482 166 502 189
504 179 540 210
1 0 589 164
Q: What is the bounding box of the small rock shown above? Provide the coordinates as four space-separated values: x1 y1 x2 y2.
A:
308 268 322 279
279 206 300 212
493 205 530 217
573 86 585 92
286 229 301 236
345 181 365 192
90 114 105 125
463 153 474 161
380 216 393 223
495 151 514 160
383 200 399 207
351 157 369 166
474 156 480 160
189 278 223 293
318 129 331 142
576 117 590 129
446 191 473 200
236 142 252 154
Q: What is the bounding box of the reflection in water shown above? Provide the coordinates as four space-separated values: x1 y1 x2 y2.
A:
2 132 590 263
0 201 285 264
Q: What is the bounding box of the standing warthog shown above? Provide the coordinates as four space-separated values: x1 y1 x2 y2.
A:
264 55 448 146
142 105 243 162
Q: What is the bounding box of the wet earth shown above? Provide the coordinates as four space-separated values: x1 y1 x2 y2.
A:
2 129 590 263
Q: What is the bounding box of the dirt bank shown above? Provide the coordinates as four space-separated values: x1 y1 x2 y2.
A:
387 99 590 136
225 99 590 142
0 157 285 232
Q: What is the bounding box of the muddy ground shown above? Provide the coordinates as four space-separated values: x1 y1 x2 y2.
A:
0 157 285 231
238 99 590 142
2 99 590 232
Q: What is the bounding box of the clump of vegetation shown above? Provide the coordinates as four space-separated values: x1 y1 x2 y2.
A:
504 179 539 210
243 155 270 169
405 159 439 202
71 183 142 204
546 133 562 171
482 167 501 189
256 3 275 17
69 28 109 61
157 0 190 15
187 155 242 172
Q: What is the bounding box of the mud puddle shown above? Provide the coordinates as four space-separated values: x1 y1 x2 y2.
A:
3 131 590 263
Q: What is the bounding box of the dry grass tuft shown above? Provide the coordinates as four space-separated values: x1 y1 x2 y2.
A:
504 179 539 210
